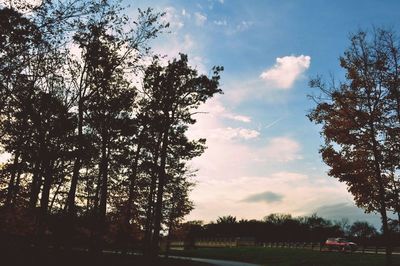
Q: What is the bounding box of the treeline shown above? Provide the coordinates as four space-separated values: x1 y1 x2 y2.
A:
175 214 400 246
0 0 222 255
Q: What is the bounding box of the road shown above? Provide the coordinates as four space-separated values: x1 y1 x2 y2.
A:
163 255 260 266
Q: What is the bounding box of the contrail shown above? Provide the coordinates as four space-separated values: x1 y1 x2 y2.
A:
265 117 284 129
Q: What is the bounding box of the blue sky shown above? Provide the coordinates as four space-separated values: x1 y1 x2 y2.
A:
126 0 400 228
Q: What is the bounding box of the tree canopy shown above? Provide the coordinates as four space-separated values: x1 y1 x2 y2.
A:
308 28 400 262
0 0 222 256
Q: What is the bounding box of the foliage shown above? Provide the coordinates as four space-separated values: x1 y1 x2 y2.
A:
308 28 400 259
0 0 222 256
178 214 386 244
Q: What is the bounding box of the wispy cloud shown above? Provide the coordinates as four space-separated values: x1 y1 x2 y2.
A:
265 117 284 129
260 55 311 89
195 12 207 26
236 20 253 32
214 20 228 26
194 98 252 123
312 202 383 229
181 9 190 18
242 191 284 203
226 114 251 123
217 127 260 140
162 7 184 31
262 137 302 162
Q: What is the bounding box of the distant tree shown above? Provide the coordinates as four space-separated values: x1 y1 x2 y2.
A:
263 213 292 225
217 215 237 224
333 218 351 237
349 221 377 246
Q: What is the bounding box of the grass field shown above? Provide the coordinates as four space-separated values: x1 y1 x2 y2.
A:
168 247 400 266
2 248 210 266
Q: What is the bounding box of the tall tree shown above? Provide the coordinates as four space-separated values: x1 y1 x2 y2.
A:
140 54 223 255
308 29 400 264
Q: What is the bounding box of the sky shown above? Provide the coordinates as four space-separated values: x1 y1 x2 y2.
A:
1 0 398 228
124 0 400 228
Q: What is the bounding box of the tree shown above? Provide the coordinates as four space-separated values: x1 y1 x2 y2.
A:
349 221 377 245
64 1 167 217
140 54 223 255
217 215 237 224
0 0 220 258
308 28 400 264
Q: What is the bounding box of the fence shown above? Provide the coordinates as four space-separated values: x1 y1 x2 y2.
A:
261 242 400 254
168 237 255 250
168 239 400 255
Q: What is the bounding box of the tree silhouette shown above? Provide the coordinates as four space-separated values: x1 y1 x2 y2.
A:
139 55 222 255
349 221 377 245
308 28 400 264
0 0 220 259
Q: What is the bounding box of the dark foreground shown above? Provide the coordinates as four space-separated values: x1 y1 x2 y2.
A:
168 247 400 266
2 248 210 266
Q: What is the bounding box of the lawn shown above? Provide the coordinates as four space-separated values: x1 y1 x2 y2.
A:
168 247 400 266
2 248 210 266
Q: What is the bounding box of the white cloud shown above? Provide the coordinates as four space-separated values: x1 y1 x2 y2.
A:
193 98 252 123
260 55 311 89
181 9 190 18
153 33 196 62
162 7 184 31
189 99 260 141
182 34 195 51
262 137 302 162
226 114 251 123
194 12 207 26
236 20 253 32
210 127 260 140
214 20 227 26
185 98 352 223
188 173 351 222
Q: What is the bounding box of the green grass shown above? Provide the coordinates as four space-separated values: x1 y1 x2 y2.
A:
168 247 400 266
2 248 210 266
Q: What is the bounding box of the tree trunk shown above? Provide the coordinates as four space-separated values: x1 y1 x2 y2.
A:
65 99 83 215
37 156 54 246
29 158 43 209
143 134 162 255
151 127 170 256
165 202 176 258
368 119 392 265
123 128 145 252
5 150 20 207
39 158 54 217
98 129 109 223
12 164 23 205
127 127 146 221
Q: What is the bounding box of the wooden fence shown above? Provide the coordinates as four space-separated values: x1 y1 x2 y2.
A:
168 239 400 255
261 242 400 254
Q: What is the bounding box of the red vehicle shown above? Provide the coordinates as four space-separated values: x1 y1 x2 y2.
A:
325 238 357 251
